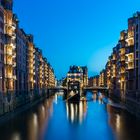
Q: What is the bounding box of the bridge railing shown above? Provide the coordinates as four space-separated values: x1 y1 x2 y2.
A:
83 86 108 90
48 86 67 90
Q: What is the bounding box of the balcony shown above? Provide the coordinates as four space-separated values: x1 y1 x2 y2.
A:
127 39 134 46
126 62 134 70
10 42 16 49
6 75 13 79
6 50 12 56
13 75 16 80
12 52 16 58
5 35 16 47
13 62 16 67
28 64 34 69
7 31 16 38
120 56 125 61
29 70 34 74
118 56 125 62
27 58 34 63
127 31 134 38
28 53 34 58
120 68 125 74
28 45 34 51
11 32 16 37
6 74 16 80
6 23 16 30
5 61 13 66
12 23 16 29
119 48 125 55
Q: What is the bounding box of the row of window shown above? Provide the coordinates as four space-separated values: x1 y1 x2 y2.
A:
0 10 4 20
0 21 4 30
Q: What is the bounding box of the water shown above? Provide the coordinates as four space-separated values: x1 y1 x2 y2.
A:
0 92 139 140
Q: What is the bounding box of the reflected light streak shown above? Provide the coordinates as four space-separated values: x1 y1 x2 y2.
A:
93 94 97 102
116 114 121 132
99 99 101 104
66 102 69 119
75 104 78 117
41 105 45 119
70 104 74 123
55 94 58 104
79 102 83 124
28 113 39 140
33 113 38 127
11 132 21 140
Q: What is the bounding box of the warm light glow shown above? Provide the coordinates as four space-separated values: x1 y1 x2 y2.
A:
11 133 21 140
116 114 121 132
70 104 74 123
79 102 83 124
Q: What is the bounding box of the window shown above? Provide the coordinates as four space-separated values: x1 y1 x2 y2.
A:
136 24 138 32
136 60 139 67
136 34 138 41
136 42 138 49
136 51 139 58
136 68 138 90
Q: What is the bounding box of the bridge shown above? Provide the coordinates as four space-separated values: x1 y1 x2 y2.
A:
83 86 108 95
47 86 68 97
48 86 67 92
47 86 108 101
48 86 108 93
83 86 108 90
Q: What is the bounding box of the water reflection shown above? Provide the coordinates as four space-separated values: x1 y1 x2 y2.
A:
27 113 38 140
93 93 97 101
0 97 54 140
0 92 140 140
107 104 140 140
66 101 87 124
11 132 21 140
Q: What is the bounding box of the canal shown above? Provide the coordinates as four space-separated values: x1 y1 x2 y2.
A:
0 92 139 140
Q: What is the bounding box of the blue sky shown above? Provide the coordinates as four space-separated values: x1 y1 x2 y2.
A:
13 0 140 79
